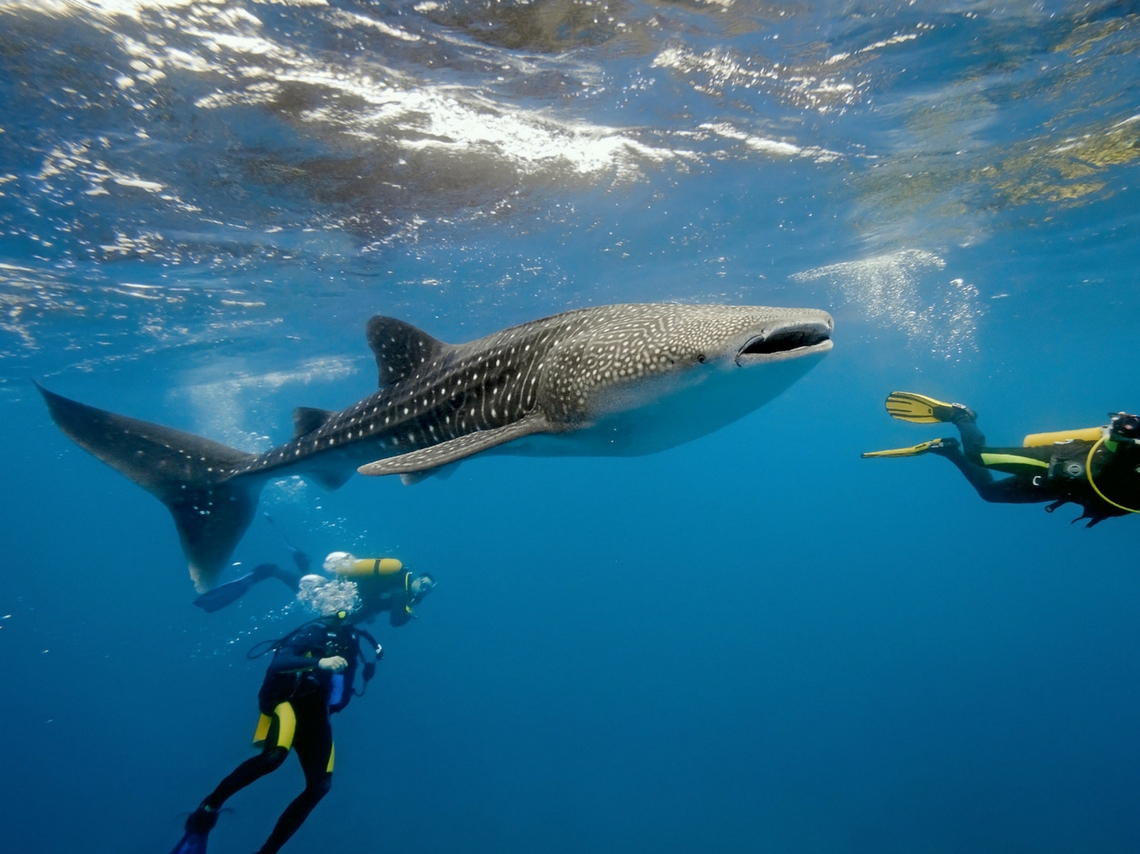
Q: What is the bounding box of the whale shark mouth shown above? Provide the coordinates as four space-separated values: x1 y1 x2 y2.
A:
737 323 833 363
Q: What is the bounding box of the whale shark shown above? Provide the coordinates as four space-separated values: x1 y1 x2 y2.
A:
39 302 833 591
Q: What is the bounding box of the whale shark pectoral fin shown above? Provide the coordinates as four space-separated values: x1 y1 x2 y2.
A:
399 461 461 486
358 414 557 477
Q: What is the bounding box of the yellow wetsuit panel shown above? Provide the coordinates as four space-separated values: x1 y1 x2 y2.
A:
274 701 298 750
251 702 297 750
253 713 273 747
980 453 1048 469
326 743 336 773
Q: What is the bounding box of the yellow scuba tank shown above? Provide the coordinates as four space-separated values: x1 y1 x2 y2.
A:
323 550 403 577
1022 427 1103 447
339 557 403 577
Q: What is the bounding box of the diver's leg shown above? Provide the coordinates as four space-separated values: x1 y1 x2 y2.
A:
937 406 1060 505
201 704 294 810
916 403 1030 497
968 476 1048 504
201 746 289 810
939 404 988 462
955 417 986 461
255 696 334 854
927 438 994 490
930 440 1045 504
177 705 293 846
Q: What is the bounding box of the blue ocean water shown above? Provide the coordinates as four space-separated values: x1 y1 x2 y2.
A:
3 1 1140 852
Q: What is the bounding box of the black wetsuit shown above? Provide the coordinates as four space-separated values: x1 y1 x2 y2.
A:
936 415 1140 526
355 570 428 627
199 617 375 854
196 562 427 627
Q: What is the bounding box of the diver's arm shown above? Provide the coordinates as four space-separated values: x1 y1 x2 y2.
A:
267 652 321 674
269 625 356 674
267 636 328 674
387 572 423 627
269 653 350 673
388 600 412 627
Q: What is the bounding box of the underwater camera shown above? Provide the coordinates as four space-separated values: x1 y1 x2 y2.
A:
1109 412 1140 442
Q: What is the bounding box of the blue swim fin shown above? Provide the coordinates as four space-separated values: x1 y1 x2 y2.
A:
169 805 217 853
168 829 208 854
193 561 305 612
192 573 256 612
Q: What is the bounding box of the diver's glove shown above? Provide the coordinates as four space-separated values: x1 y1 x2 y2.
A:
319 655 349 672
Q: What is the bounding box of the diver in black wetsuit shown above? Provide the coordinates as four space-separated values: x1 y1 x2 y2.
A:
864 392 1140 526
170 579 383 854
322 550 436 628
195 535 435 628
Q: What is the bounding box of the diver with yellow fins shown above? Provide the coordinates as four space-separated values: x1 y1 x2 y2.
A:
169 557 431 854
863 391 1140 526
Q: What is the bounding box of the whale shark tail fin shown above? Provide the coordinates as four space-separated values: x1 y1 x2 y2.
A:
36 383 263 593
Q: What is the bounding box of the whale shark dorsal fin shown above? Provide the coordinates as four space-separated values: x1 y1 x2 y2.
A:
292 406 336 440
366 315 448 387
358 414 559 477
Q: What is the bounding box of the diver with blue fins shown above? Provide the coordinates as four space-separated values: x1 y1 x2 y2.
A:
169 554 434 854
863 391 1140 526
194 517 435 627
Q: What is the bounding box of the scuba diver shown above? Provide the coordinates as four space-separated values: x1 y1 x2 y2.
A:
321 550 436 627
194 518 435 627
863 391 1140 526
170 574 386 854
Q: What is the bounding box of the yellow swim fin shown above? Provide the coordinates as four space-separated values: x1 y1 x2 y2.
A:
884 391 974 424
862 438 950 458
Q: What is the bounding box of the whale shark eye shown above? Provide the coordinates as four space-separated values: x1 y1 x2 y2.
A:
697 354 706 363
